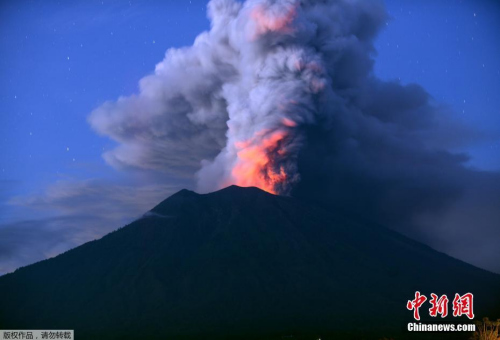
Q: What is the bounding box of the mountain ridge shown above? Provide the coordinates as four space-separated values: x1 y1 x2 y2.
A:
1 185 498 339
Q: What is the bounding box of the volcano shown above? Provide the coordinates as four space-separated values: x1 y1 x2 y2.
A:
0 186 499 339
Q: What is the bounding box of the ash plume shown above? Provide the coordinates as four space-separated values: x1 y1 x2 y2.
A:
89 0 387 195
88 0 500 272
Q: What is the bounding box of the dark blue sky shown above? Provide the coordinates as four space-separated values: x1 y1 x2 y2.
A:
1 0 499 274
375 0 500 171
0 0 211 225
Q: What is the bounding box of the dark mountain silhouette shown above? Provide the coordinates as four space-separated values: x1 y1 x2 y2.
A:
0 185 499 339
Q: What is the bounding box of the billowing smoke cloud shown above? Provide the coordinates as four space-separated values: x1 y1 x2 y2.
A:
90 0 388 194
89 0 500 271
1 180 177 275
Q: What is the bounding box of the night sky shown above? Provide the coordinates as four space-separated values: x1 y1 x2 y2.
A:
1 0 499 275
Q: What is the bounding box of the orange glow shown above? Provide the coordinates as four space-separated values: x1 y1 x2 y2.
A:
282 117 297 127
231 130 290 194
250 4 297 37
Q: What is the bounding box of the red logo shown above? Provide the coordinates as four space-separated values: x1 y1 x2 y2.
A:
452 293 474 319
407 292 474 320
429 293 449 318
407 291 427 321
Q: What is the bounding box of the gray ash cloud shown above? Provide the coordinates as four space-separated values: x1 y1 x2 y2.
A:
88 0 500 272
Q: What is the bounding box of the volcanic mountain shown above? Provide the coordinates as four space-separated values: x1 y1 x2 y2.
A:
0 186 499 339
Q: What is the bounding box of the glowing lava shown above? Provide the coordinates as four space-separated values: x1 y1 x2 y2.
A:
232 129 290 194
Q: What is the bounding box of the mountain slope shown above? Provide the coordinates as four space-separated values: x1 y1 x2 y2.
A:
0 186 499 339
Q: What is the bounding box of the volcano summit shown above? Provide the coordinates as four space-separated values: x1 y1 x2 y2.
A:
0 186 499 339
